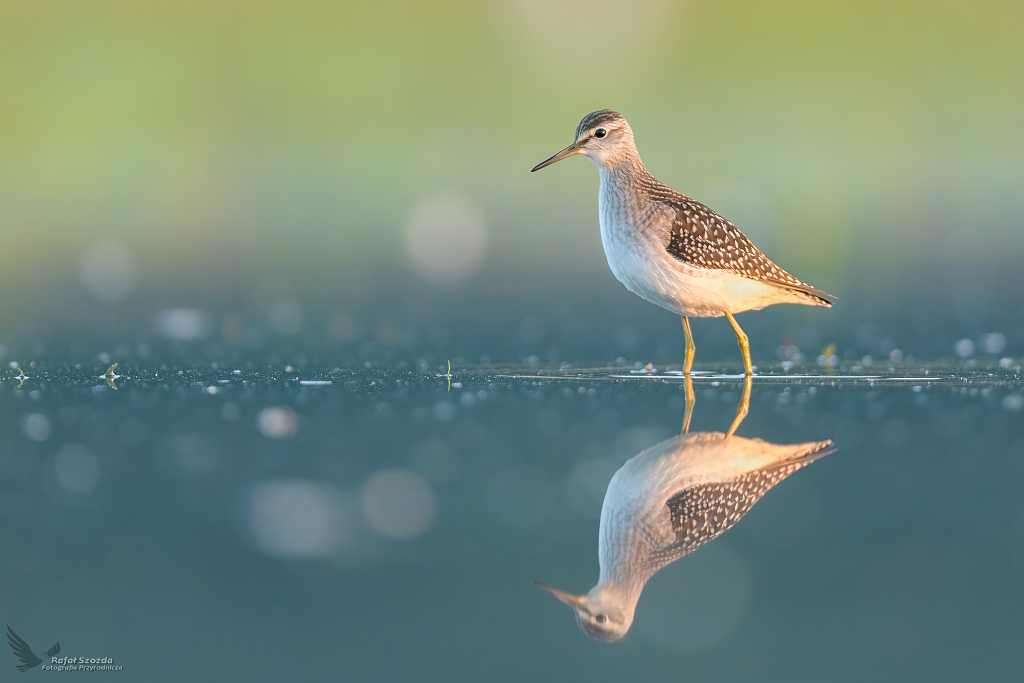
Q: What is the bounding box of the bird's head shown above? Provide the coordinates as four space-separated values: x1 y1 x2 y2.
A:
533 579 635 642
531 110 636 173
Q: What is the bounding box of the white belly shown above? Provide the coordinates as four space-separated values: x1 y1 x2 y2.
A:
599 210 789 318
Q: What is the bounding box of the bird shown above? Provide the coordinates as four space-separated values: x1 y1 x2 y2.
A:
531 110 834 375
533 395 833 642
7 625 60 672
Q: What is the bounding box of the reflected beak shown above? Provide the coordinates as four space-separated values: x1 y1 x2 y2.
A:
533 580 584 608
531 142 581 172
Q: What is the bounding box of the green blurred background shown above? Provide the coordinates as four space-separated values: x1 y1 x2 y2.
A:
2 0 1023 364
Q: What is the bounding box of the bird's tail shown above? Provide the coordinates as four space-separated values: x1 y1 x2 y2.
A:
802 293 833 307
782 283 835 308
764 440 836 472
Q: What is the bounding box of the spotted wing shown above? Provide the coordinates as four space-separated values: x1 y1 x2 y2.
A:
647 450 831 570
661 198 833 304
6 626 43 672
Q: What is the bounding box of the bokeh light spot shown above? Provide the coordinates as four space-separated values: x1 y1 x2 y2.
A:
155 308 211 341
1003 394 1024 411
79 241 139 302
249 479 342 558
53 444 101 494
403 193 487 283
361 469 436 540
979 332 1006 354
269 300 303 336
21 413 51 442
258 407 299 439
955 338 975 358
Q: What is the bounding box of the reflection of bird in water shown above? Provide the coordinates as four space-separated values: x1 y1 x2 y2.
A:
535 384 833 642
532 110 833 375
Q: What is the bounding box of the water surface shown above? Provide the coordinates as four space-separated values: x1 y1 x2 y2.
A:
2 363 1023 680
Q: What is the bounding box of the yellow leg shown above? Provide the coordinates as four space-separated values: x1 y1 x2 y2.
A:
681 375 695 434
681 316 696 376
725 375 752 437
724 312 752 376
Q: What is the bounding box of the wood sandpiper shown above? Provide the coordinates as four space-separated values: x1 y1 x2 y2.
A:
534 386 834 641
532 110 834 375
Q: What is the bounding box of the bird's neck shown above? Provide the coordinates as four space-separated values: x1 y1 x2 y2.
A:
596 523 658 605
594 146 646 182
590 575 645 618
594 150 660 209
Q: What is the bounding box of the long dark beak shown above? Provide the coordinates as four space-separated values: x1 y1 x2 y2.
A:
531 142 581 172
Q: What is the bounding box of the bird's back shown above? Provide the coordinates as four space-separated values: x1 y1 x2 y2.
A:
606 431 825 499
598 166 834 314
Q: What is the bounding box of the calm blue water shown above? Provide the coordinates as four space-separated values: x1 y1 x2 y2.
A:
2 361 1023 680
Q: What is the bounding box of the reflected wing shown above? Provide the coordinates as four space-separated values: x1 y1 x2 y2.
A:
44 641 60 658
649 445 834 569
6 626 42 672
661 198 834 304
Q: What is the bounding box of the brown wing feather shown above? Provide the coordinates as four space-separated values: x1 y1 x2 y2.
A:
647 442 835 570
658 197 834 306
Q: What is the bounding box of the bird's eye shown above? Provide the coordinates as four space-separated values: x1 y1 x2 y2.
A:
594 129 607 138
595 614 607 624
